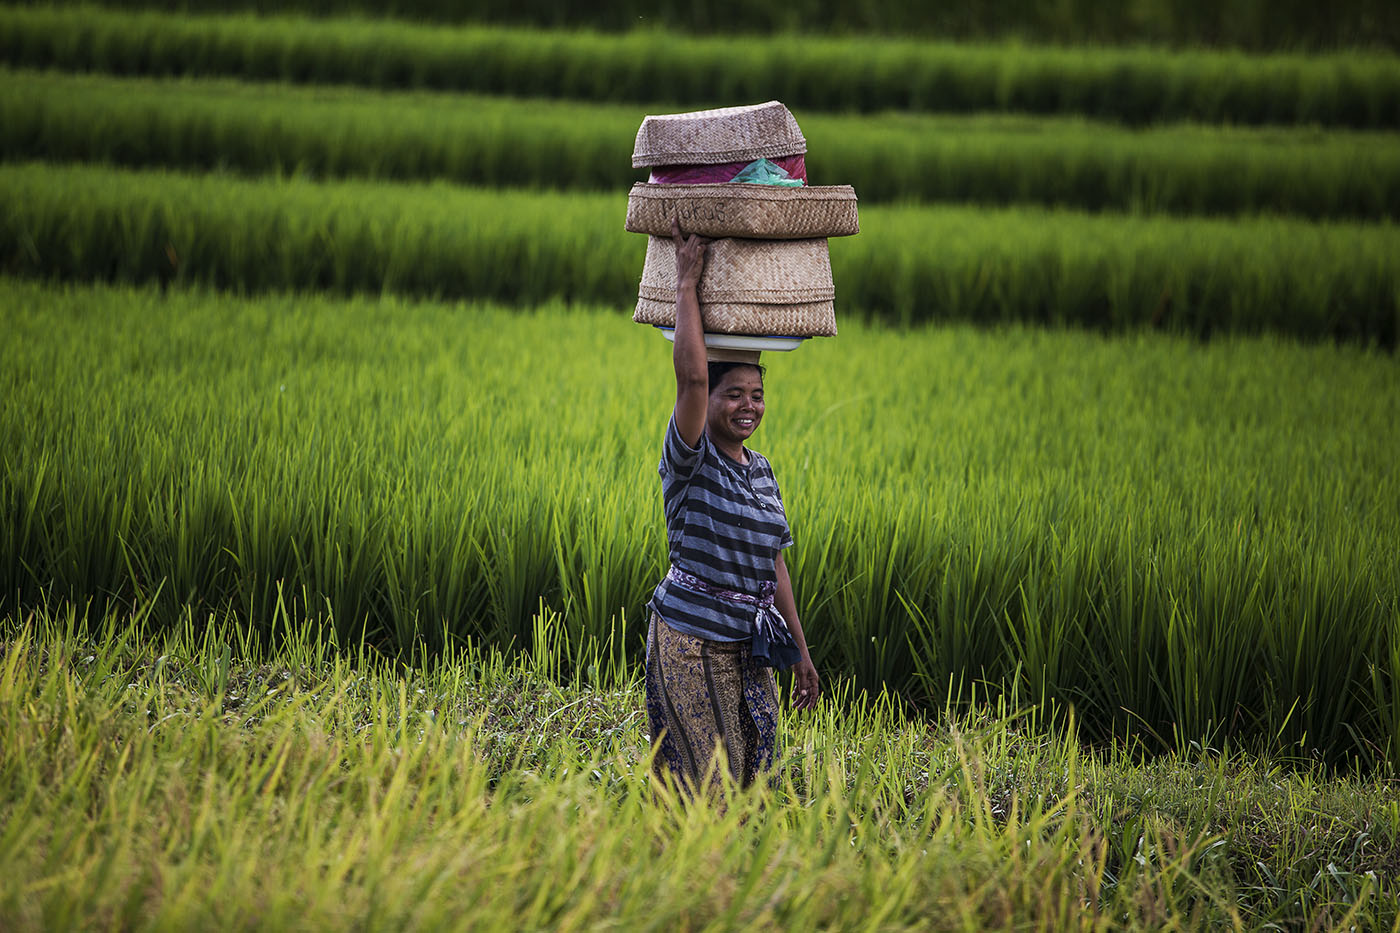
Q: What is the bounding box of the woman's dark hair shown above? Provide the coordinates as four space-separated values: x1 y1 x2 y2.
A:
707 361 766 393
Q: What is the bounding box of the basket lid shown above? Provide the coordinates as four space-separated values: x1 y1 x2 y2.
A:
632 101 807 169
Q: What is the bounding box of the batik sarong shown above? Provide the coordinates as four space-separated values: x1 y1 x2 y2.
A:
645 612 779 791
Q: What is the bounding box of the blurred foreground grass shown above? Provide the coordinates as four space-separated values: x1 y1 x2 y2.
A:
1 603 1396 930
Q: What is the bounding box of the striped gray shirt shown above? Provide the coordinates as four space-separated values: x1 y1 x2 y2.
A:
648 416 794 642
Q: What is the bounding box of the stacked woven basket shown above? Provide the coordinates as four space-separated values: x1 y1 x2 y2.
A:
626 101 858 361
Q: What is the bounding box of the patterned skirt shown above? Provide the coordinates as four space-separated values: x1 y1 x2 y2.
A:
645 612 780 791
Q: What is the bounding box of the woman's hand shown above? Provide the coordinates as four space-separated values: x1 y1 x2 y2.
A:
791 658 820 711
774 553 819 711
672 215 709 290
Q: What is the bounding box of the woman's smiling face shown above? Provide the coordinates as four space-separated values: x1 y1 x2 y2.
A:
707 365 765 448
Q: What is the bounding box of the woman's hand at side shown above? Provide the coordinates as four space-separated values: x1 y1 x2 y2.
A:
774 552 820 710
791 657 820 710
671 215 711 447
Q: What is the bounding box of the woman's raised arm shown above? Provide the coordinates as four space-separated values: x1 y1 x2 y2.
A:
671 216 710 448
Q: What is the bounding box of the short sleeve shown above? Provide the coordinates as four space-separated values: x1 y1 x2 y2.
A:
762 459 795 550
660 415 704 481
776 484 794 550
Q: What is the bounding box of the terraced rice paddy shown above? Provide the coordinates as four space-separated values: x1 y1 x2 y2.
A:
31 0 1397 49
4 5 1399 125
5 162 1398 342
2 2 1399 927
7 68 1400 217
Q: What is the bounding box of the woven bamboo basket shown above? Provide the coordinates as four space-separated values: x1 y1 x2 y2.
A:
632 101 806 168
638 235 834 303
632 236 837 337
635 298 837 338
625 183 859 239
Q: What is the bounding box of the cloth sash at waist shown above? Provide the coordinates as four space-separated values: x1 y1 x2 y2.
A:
665 566 802 671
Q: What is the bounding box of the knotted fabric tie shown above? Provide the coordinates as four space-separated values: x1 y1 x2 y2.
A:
665 566 802 670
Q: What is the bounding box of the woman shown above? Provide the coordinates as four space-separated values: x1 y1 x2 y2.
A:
645 217 821 792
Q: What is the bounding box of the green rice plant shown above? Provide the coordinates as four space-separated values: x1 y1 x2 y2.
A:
3 4 1399 127
0 161 633 305
6 68 1400 219
9 0 1398 50
810 111 1400 220
3 161 1399 345
2 279 1397 764
831 199 1400 345
1 604 1397 929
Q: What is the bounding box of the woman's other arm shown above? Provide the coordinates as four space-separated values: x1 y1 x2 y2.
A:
775 552 820 710
671 216 709 448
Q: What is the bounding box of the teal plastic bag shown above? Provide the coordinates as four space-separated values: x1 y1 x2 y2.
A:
728 158 804 187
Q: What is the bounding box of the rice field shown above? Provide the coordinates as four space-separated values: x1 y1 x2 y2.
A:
7 68 1400 218
3 2 1400 925
4 161 1398 343
4 279 1397 766
26 0 1397 50
4 5 1399 126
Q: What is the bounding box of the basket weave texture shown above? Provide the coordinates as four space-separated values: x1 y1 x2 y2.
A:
633 235 837 337
637 235 834 304
632 101 806 168
626 183 859 239
634 297 837 338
